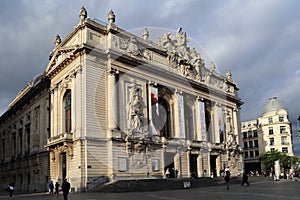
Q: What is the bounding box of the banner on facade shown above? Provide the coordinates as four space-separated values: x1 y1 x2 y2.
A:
150 86 160 136
177 94 185 139
199 101 207 141
218 107 224 143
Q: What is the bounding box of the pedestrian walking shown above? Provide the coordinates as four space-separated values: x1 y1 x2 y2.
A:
165 168 170 178
49 180 54 195
62 179 71 200
55 181 60 195
5 183 14 200
241 173 250 186
224 168 230 190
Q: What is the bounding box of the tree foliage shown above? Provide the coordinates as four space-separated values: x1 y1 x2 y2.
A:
260 150 299 173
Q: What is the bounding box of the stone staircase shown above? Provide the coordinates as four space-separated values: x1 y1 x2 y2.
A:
91 175 274 193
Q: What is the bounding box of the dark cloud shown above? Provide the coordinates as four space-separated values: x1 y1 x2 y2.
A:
0 0 300 155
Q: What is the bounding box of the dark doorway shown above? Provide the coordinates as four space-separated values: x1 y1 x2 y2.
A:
164 152 175 178
61 153 67 180
190 154 198 178
210 155 217 177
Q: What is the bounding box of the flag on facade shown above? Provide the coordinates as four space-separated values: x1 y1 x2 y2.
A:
150 86 160 135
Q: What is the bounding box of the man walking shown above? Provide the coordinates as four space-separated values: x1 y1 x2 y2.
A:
62 179 71 200
241 173 250 186
49 180 54 195
224 167 230 190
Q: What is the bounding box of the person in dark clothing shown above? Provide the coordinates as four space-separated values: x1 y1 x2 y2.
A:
55 181 60 195
49 180 54 195
224 168 230 190
5 183 14 200
241 173 250 186
61 179 71 200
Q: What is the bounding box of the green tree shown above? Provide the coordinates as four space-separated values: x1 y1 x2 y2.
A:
260 150 299 174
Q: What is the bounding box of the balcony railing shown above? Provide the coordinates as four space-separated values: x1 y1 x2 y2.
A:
46 132 73 147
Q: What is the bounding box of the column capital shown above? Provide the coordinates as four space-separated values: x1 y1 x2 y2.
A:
197 96 205 102
148 80 157 87
108 67 119 76
175 88 182 95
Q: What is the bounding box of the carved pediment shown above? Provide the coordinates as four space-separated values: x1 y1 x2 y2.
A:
45 45 80 76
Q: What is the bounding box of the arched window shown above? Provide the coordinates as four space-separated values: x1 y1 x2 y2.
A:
64 90 71 133
152 98 171 138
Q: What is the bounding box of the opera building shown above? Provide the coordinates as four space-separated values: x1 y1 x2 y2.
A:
0 7 243 192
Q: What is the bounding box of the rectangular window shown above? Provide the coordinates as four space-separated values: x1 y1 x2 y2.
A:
243 132 247 139
279 116 284 122
249 151 254 157
249 141 253 148
270 148 275 152
248 130 252 138
281 136 288 145
244 142 248 149
66 109 71 133
253 130 258 137
269 138 274 145
25 124 30 154
280 126 286 134
254 140 259 147
244 152 248 158
282 147 288 153
255 150 259 157
268 117 273 124
269 127 273 135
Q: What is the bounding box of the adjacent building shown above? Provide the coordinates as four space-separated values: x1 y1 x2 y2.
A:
0 76 50 191
0 7 243 192
242 97 294 173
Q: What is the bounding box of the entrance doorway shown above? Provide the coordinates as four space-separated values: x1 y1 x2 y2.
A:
61 153 67 180
189 154 198 178
210 155 217 177
164 152 175 178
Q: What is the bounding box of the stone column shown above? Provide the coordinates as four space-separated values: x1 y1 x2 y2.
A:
212 103 221 144
197 152 203 177
187 151 191 177
216 155 221 176
107 67 119 136
161 144 166 178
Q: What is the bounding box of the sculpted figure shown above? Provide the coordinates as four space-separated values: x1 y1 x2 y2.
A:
159 32 175 53
126 37 142 57
128 86 143 131
175 28 191 60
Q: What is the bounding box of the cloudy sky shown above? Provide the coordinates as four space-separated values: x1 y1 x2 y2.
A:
1 0 300 155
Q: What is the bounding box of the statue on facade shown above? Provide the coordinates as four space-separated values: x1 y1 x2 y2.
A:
127 84 143 132
175 28 191 61
54 34 61 47
79 6 87 24
126 37 142 57
142 28 149 41
107 10 117 30
225 111 235 146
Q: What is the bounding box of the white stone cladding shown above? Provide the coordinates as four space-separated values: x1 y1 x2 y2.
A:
0 7 244 192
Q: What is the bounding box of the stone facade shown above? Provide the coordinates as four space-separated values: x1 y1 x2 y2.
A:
242 97 294 174
0 76 50 192
0 7 243 192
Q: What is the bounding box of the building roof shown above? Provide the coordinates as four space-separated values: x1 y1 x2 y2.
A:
262 97 285 115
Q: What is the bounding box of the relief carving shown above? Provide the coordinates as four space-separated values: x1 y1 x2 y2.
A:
111 35 152 60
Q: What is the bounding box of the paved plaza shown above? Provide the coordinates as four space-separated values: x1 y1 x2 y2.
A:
0 180 299 200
